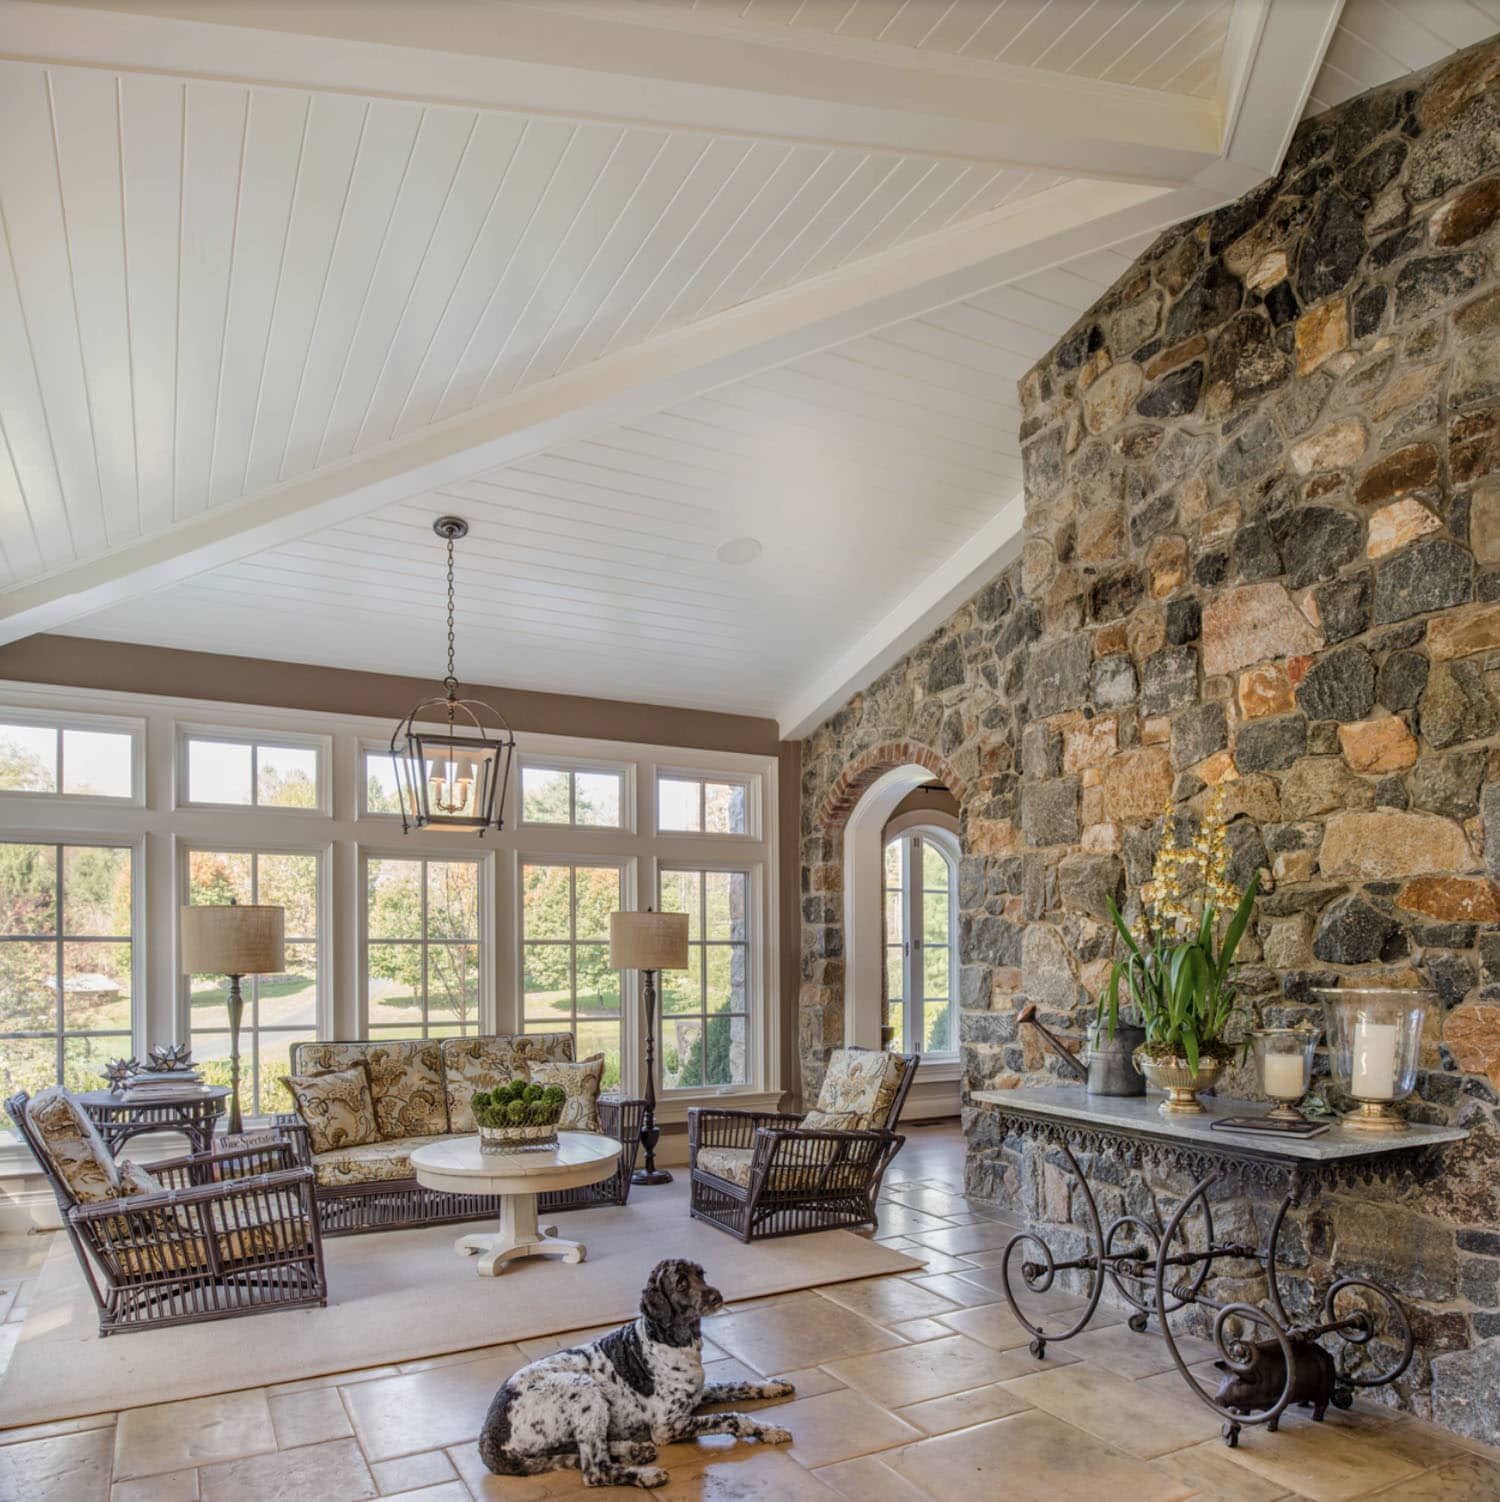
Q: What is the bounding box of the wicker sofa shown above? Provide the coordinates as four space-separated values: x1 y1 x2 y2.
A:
272 1034 644 1237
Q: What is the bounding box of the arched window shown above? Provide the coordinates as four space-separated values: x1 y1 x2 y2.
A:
882 826 958 1058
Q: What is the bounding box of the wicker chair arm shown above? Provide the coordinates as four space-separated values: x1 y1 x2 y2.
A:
598 1096 645 1139
269 1113 314 1165
70 1166 315 1222
689 1108 804 1152
747 1127 903 1190
148 1141 297 1185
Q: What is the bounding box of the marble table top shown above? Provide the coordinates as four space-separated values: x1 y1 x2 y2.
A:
971 1086 1469 1163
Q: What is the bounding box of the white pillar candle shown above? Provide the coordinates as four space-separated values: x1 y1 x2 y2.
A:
1262 1052 1305 1099
1352 1021 1398 1100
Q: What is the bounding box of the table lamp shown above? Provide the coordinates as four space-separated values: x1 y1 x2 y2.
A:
609 908 689 1185
181 902 286 1134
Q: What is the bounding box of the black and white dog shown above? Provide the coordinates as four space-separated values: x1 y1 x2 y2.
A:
478 1259 794 1489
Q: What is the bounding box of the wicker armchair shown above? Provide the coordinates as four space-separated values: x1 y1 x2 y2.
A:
9 1091 327 1336
688 1049 916 1242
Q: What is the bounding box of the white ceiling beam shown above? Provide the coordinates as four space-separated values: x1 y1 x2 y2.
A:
0 176 1237 648
776 492 1024 741
10 0 1225 182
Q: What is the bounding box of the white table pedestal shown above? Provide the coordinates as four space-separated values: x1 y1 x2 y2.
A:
455 1192 585 1275
410 1132 622 1280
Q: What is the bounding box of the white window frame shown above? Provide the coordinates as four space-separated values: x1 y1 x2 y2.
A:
176 724 331 816
883 823 960 1064
358 846 496 1040
175 838 332 1116
0 706 145 808
655 858 762 1095
0 831 146 1091
516 754 635 833
515 852 633 1088
654 766 759 840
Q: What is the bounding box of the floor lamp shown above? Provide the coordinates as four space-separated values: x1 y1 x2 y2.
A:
181 903 286 1135
609 908 689 1186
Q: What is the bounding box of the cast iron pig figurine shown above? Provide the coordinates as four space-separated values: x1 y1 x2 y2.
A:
1214 1336 1338 1428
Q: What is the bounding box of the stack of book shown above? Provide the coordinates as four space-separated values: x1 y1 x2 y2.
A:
123 1070 206 1100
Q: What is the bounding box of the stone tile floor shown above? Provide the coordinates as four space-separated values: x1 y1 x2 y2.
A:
2 1123 1498 1500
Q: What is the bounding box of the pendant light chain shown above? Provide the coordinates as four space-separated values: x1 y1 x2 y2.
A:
444 530 458 701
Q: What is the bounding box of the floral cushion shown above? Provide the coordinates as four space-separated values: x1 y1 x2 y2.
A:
292 1041 448 1139
441 1034 575 1133
25 1088 122 1205
800 1108 861 1131
529 1055 604 1133
281 1064 381 1154
811 1049 910 1131
114 1195 308 1276
311 1133 450 1188
695 1145 860 1191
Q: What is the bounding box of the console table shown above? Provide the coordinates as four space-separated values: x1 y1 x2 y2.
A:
76 1086 230 1157
972 1087 1469 1448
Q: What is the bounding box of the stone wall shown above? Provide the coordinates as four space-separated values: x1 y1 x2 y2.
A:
799 37 1500 1443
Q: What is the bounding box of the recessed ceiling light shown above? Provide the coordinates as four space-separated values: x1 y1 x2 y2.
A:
716 536 762 565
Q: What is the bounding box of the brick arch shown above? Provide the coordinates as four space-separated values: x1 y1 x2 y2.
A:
818 740 967 831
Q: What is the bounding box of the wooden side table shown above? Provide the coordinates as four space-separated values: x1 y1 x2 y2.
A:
75 1086 231 1157
972 1086 1469 1448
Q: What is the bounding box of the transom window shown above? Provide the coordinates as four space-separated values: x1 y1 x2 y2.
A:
520 764 625 828
183 733 323 811
0 715 136 800
365 857 483 1040
658 868 750 1090
656 774 750 835
521 861 624 1088
883 830 956 1057
0 842 134 1099
185 849 320 1116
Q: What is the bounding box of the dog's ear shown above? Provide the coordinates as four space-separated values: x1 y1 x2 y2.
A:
640 1260 677 1329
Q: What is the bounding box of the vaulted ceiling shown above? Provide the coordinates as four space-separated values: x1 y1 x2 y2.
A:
0 0 1463 734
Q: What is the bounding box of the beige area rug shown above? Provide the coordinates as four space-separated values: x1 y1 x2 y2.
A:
0 1182 920 1427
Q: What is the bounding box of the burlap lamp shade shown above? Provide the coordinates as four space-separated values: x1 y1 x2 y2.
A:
609 910 689 971
181 905 286 975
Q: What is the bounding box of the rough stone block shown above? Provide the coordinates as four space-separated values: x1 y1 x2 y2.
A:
1320 810 1474 879
1203 583 1323 675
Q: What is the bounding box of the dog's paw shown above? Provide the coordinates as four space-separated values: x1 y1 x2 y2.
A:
766 1381 796 1399
623 1442 658 1464
632 1466 670 1488
755 1425 794 1445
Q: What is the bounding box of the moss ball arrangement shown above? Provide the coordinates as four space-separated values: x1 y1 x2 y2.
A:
472 1080 567 1144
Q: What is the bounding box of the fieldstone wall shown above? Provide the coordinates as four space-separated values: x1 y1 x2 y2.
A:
799 36 1500 1443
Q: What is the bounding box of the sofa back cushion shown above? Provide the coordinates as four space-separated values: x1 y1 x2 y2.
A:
290 1041 447 1139
806 1049 910 1131
441 1034 575 1133
282 1063 381 1154
25 1087 122 1206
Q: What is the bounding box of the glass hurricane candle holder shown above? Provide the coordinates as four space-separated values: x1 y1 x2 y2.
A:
1252 1027 1321 1122
1316 988 1434 1132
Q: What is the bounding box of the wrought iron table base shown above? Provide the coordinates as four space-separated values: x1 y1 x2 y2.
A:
998 1139 1416 1448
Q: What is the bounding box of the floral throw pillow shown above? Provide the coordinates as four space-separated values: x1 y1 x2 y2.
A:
25 1087 122 1205
528 1055 605 1133
281 1063 381 1154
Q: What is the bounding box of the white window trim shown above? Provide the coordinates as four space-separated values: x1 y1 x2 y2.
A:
516 754 636 834
654 856 766 1097
357 844 497 1039
176 723 332 817
0 679 779 1134
653 765 759 840
174 836 334 1056
883 822 960 1067
0 705 145 808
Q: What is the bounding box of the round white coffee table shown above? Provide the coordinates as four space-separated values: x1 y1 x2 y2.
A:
410 1133 622 1276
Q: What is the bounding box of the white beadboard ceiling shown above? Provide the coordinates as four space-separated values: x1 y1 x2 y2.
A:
0 0 1353 733
579 0 1237 98
1306 0 1500 117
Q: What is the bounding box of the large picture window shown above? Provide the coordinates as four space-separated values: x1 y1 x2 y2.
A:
658 867 750 1090
185 849 320 1115
365 857 483 1040
521 861 624 1087
883 829 956 1056
0 842 134 1099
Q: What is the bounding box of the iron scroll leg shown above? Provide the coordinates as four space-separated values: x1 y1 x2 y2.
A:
999 1138 1106 1360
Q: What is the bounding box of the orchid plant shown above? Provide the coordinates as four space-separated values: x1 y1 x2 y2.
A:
1099 787 1259 1074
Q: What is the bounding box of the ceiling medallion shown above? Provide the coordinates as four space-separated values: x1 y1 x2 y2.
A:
389 516 516 835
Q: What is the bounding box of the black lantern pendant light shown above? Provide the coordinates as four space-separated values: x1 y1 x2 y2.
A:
390 516 516 835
